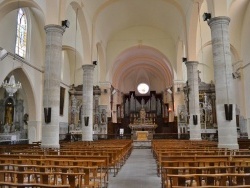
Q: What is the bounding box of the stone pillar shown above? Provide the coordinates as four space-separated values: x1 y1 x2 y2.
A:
41 25 65 148
208 17 238 149
82 65 95 141
185 61 201 140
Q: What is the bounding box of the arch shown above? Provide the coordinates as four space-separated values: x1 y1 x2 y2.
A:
69 2 91 65
96 42 105 81
110 45 174 93
1 67 36 121
14 68 37 121
91 0 188 53
0 0 44 22
62 45 82 86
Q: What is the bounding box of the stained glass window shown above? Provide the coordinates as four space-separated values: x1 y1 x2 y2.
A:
15 8 27 58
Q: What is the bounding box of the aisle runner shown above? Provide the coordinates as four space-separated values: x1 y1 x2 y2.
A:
109 149 161 188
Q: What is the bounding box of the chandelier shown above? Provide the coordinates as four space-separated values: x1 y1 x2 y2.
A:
1 75 22 96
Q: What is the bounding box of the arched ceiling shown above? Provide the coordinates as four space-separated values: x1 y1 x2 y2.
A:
78 0 250 93
112 46 173 93
82 0 191 93
86 0 190 44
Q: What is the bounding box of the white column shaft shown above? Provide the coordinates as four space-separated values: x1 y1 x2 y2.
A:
82 64 95 141
208 17 238 149
41 25 65 148
185 61 201 140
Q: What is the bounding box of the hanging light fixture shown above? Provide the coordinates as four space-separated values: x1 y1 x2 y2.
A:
1 75 21 96
1 0 22 96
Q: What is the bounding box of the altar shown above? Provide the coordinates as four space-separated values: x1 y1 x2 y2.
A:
129 108 157 140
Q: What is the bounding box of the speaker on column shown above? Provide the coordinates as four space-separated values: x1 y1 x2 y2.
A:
84 116 89 126
44 107 51 124
193 115 198 125
224 104 233 121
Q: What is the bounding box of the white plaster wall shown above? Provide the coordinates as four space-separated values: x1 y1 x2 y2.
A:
61 51 71 86
60 51 71 125
63 6 84 65
197 45 214 83
0 11 17 52
29 8 45 70
241 4 250 119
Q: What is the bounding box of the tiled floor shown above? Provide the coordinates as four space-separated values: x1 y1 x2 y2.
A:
108 148 161 188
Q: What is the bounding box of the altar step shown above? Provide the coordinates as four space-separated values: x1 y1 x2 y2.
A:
133 140 151 149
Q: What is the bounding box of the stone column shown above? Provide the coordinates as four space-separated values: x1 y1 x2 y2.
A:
82 65 95 141
185 61 201 140
41 25 65 148
208 17 238 149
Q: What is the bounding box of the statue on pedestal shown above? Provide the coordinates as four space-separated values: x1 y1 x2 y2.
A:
140 108 146 124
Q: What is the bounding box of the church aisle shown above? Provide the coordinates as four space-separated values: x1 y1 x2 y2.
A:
108 148 161 188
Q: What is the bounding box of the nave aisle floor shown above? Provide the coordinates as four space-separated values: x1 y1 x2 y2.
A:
108 149 161 188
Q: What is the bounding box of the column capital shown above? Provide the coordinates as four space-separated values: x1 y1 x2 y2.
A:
44 24 65 34
208 16 230 27
82 64 95 71
185 61 199 67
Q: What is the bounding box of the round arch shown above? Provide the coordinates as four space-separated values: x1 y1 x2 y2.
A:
0 0 44 22
68 1 91 65
1 67 36 121
110 45 174 93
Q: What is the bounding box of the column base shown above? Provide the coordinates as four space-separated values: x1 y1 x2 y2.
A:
41 125 59 148
40 144 60 149
28 121 41 144
218 143 239 150
189 138 202 141
189 123 202 140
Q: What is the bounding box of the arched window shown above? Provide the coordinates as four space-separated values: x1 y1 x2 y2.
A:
15 8 27 58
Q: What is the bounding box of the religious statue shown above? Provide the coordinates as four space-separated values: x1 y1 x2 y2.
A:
5 106 13 125
179 110 185 122
140 108 146 124
23 113 29 125
101 109 106 124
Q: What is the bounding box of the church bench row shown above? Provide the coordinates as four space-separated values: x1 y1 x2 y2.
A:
0 164 102 188
153 149 250 160
157 155 250 177
16 144 131 170
0 156 111 182
0 143 133 178
172 186 250 188
0 161 108 187
163 172 250 187
151 139 218 148
0 182 70 188
154 150 250 171
0 151 127 177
